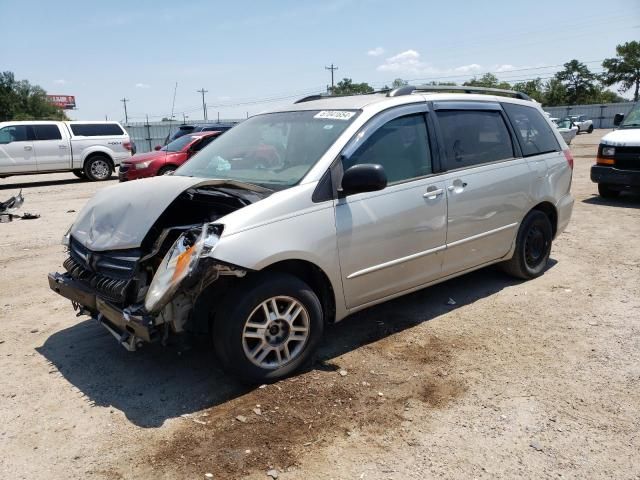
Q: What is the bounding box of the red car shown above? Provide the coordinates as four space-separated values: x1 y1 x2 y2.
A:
118 131 221 181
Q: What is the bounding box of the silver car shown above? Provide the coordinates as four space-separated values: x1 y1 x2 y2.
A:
49 86 574 382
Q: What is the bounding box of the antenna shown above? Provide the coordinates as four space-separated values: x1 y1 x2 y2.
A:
164 82 178 161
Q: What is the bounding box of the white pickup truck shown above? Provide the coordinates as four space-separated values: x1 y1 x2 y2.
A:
0 121 132 181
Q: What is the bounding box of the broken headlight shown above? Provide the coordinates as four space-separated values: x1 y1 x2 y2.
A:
144 223 223 313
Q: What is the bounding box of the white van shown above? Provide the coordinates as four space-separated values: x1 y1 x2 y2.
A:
0 121 132 181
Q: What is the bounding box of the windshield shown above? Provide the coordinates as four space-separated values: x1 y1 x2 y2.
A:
175 110 359 189
620 103 640 128
161 134 195 152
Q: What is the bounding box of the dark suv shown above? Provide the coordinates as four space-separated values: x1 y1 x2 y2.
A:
162 122 237 146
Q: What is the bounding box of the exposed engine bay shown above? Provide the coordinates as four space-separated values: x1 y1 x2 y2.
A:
49 181 270 351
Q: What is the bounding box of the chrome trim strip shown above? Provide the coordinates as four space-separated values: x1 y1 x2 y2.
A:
346 222 518 280
347 245 446 279
446 222 518 248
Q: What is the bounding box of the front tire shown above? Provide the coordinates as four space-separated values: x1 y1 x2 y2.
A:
587 124 594 133
501 210 553 280
84 155 113 181
213 272 324 383
598 183 620 199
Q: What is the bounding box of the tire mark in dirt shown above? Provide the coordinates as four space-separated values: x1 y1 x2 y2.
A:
147 334 467 478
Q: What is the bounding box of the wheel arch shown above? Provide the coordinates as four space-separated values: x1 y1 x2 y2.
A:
260 259 337 325
530 201 558 238
83 150 115 170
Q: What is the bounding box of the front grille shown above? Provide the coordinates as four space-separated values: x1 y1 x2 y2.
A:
67 237 141 303
614 146 640 171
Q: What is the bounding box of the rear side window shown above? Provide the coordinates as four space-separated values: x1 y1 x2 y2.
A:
502 103 560 157
70 123 124 136
436 110 514 168
33 124 62 140
344 114 433 184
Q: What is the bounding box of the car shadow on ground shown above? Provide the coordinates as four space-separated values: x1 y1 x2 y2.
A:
0 175 117 191
582 192 640 209
37 264 544 428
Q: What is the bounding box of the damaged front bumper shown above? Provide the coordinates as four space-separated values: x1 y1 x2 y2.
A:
48 272 160 350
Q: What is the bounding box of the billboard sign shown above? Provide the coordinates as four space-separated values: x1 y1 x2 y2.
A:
47 95 76 110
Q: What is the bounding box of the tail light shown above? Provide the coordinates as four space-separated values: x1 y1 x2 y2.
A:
123 142 132 151
563 149 574 170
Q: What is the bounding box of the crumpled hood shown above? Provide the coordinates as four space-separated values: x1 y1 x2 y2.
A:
70 175 268 251
601 128 640 147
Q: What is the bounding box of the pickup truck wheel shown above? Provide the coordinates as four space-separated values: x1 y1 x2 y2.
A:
72 169 86 179
587 124 594 133
157 165 177 176
84 155 113 181
598 183 620 199
213 272 324 383
501 210 552 280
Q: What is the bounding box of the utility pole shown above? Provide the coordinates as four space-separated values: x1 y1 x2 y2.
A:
196 88 208 121
325 64 338 93
182 113 188 124
120 98 129 124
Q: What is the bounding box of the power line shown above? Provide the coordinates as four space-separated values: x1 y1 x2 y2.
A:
196 88 208 121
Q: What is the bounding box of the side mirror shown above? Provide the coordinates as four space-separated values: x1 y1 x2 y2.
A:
154 145 162 151
340 164 387 196
613 113 624 127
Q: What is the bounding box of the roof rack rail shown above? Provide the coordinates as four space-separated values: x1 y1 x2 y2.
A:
294 89 391 104
387 85 531 101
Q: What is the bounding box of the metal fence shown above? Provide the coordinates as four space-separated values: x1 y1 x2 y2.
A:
543 102 635 129
123 119 242 153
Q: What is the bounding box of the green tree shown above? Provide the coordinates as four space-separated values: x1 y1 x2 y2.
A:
542 78 567 106
512 78 545 102
0 71 67 121
463 73 511 90
602 40 640 102
554 60 596 104
331 78 374 95
391 78 408 88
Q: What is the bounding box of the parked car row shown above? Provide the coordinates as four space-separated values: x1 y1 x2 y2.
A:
49 85 575 382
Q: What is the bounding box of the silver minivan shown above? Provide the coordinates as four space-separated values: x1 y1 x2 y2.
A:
49 86 574 382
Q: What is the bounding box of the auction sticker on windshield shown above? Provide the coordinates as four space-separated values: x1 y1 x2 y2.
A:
314 110 356 121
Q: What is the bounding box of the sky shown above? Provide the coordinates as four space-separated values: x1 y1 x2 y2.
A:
1 0 638 123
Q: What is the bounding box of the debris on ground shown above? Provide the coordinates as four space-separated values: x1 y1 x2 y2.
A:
529 440 543 452
338 369 348 377
235 415 247 423
266 469 279 479
0 191 39 221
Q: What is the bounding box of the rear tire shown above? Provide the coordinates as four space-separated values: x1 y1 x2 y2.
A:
587 124 594 133
598 183 620 199
213 272 324 383
84 155 113 181
501 210 553 280
157 165 177 176
72 169 86 179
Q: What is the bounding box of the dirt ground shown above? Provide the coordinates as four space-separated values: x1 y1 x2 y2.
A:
1 130 638 480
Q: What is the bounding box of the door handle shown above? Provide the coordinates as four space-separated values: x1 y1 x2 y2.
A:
24 146 33 151
423 188 444 199
59 145 68 149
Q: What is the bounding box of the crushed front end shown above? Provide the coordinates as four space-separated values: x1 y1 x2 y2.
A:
48 181 266 350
